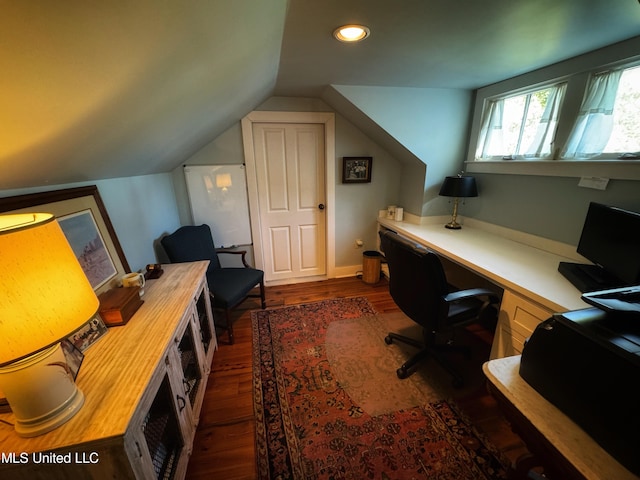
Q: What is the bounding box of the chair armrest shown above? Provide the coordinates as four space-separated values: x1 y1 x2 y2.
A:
216 248 250 268
444 288 501 326
444 288 500 304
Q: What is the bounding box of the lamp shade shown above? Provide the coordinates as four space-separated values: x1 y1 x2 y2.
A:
439 176 478 198
215 173 232 189
0 213 99 366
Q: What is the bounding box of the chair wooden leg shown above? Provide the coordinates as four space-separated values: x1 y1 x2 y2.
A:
259 280 266 309
225 308 234 344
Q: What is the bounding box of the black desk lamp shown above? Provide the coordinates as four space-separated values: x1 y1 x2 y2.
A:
439 174 477 229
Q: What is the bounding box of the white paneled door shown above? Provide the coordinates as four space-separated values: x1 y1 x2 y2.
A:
251 122 326 282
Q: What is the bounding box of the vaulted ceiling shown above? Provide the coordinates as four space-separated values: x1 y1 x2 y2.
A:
2 0 639 190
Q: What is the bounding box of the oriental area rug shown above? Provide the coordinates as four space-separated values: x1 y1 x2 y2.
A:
251 297 509 479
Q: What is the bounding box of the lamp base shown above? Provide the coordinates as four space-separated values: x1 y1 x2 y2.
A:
444 221 462 230
444 197 464 229
0 344 85 437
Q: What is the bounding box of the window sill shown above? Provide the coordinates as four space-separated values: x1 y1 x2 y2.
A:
465 159 640 180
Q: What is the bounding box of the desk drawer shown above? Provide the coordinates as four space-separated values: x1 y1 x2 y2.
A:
490 290 553 359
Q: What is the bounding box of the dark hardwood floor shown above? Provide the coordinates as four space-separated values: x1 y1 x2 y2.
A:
185 276 528 479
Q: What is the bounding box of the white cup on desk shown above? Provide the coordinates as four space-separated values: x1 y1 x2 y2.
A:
121 272 145 295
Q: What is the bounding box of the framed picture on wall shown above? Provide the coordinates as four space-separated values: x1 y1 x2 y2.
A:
342 156 372 183
58 209 118 291
0 185 130 295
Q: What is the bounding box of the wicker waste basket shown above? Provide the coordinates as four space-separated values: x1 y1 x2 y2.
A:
362 250 382 284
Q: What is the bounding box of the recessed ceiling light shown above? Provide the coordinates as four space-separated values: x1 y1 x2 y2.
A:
333 24 370 43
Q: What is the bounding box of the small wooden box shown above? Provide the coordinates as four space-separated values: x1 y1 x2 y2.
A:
98 287 144 326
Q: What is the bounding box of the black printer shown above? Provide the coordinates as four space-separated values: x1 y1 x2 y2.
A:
519 288 640 476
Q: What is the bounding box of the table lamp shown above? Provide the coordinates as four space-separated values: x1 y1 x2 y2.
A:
0 213 99 437
216 173 232 192
439 174 478 229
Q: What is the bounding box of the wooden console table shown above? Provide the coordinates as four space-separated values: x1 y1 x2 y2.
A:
483 356 636 480
0 261 215 479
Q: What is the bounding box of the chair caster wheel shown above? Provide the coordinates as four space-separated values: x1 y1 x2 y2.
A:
384 335 393 345
396 367 409 379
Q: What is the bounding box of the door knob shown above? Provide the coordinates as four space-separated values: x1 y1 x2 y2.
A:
318 204 325 210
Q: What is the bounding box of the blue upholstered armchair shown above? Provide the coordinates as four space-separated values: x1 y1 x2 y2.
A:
161 224 266 344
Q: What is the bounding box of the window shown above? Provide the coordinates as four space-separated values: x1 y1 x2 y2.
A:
594 66 640 158
467 47 640 180
476 83 566 160
562 65 640 159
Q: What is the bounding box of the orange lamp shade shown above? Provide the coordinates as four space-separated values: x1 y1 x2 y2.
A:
0 213 99 366
215 173 232 190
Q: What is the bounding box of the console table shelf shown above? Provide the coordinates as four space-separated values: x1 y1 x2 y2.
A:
0 261 216 479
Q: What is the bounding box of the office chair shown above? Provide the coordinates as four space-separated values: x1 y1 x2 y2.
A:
379 229 500 386
161 224 266 344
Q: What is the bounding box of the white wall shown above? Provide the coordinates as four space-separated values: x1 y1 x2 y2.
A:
94 174 182 270
333 114 401 265
0 173 181 272
174 97 402 270
328 85 473 216
463 37 640 244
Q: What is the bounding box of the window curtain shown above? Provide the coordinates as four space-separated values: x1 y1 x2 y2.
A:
561 70 622 159
475 99 504 159
476 84 566 159
524 83 567 158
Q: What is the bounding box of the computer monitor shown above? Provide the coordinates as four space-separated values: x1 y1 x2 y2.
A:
577 202 640 285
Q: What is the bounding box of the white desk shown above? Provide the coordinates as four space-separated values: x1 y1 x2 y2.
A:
378 216 635 478
484 356 636 480
377 216 589 358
